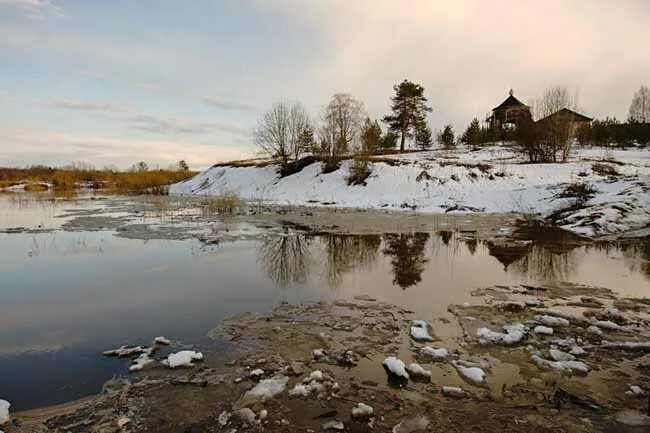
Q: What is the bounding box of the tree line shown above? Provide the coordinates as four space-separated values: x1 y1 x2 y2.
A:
255 82 650 168
254 79 439 173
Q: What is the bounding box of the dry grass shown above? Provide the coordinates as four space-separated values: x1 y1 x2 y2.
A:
205 192 241 215
0 167 196 194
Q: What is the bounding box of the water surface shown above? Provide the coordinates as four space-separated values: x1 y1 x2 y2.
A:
0 192 647 409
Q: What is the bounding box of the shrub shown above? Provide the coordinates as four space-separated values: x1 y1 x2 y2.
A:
591 163 619 177
347 157 372 186
557 182 597 204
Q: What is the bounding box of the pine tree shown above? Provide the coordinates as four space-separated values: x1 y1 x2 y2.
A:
414 118 433 150
380 131 398 150
360 118 383 154
461 118 481 149
383 80 432 152
437 124 455 148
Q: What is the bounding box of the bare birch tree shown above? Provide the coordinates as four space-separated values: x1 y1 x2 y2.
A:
254 101 311 168
527 86 579 162
629 85 650 123
319 93 365 159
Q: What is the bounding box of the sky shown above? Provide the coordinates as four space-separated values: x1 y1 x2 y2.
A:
1 0 649 169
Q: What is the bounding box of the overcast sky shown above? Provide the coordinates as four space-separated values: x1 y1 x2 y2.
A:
1 0 648 169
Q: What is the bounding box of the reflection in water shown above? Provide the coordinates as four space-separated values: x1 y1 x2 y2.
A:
322 234 381 288
382 233 430 289
508 245 577 281
257 231 312 287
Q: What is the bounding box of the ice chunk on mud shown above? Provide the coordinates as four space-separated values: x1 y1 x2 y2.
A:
531 355 589 374
616 410 650 426
410 320 434 341
313 348 327 360
288 383 312 398
601 340 650 351
249 368 264 379
0 399 10 425
244 375 289 401
452 361 486 384
420 346 448 359
533 325 553 335
383 357 409 380
163 350 203 368
236 407 257 425
351 403 374 419
129 353 155 372
477 323 526 345
442 386 466 398
154 336 171 345
323 420 345 430
535 315 570 327
103 345 147 357
406 363 431 379
626 385 646 396
392 415 430 433
549 348 575 362
587 325 603 336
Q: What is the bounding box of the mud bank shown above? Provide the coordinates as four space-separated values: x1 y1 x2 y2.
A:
6 281 650 433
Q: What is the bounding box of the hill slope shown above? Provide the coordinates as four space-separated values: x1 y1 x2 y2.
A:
171 145 650 238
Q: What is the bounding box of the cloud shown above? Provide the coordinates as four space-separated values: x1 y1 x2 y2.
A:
202 96 256 112
49 99 250 136
0 0 63 18
0 130 250 169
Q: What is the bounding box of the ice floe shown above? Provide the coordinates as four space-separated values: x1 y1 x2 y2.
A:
163 350 204 368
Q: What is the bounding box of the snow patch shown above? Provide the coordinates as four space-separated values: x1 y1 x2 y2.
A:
244 375 289 401
420 346 448 359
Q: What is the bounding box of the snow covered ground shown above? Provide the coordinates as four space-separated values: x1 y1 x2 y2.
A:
170 145 650 238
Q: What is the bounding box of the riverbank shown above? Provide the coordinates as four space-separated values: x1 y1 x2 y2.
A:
170 145 650 239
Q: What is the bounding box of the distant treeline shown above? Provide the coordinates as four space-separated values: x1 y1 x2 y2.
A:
0 160 196 194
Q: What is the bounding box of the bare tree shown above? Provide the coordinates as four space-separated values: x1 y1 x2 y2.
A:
254 101 311 168
319 93 365 159
526 86 579 162
629 85 650 123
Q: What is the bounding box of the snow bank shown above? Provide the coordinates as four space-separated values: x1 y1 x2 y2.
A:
171 146 650 237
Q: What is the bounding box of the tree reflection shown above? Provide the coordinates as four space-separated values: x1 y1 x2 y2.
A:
322 234 381 287
257 232 312 287
382 233 430 289
508 245 576 281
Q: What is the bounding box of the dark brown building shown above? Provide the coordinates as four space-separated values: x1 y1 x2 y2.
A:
488 90 532 128
535 108 593 129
